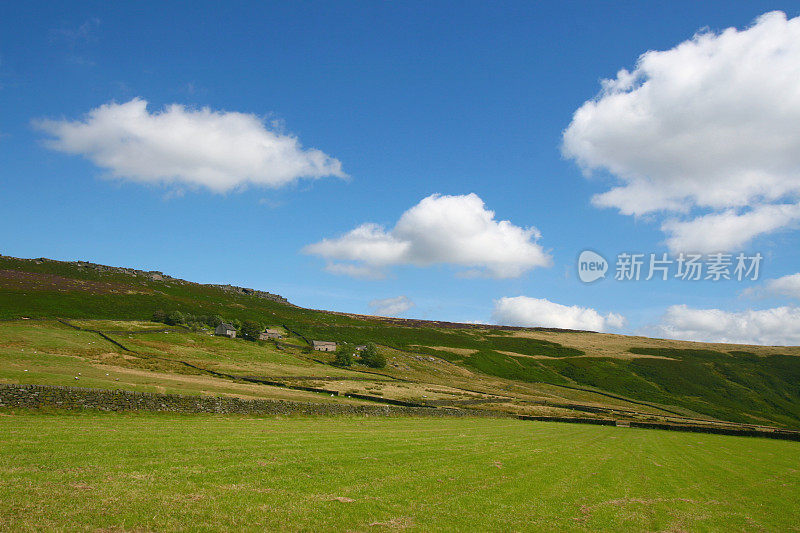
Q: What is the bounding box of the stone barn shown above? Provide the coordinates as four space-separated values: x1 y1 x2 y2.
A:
312 340 337 352
259 328 284 340
215 323 237 338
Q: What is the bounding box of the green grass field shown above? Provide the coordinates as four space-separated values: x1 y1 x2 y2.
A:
0 412 798 532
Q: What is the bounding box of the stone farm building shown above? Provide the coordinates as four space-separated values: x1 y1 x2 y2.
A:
312 340 337 352
215 323 236 338
259 328 283 341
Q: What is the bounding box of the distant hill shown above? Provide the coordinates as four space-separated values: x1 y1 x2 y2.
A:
1 254 799 428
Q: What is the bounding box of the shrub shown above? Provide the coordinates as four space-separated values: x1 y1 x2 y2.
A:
166 310 185 325
361 343 386 368
334 344 354 366
240 320 262 341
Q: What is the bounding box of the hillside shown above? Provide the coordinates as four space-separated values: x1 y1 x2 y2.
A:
1 254 799 428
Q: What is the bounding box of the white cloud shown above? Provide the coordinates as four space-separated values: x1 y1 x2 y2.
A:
324 262 385 280
563 11 800 253
368 296 415 316
492 296 625 332
35 98 345 193
744 272 800 300
304 193 552 279
662 204 800 253
762 273 800 300
651 304 800 345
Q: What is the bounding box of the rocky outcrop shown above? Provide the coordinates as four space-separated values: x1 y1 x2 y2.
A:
207 284 292 305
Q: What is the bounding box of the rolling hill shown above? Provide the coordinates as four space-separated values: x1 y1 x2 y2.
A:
2 254 799 429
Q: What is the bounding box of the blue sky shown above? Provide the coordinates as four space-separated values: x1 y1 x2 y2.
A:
2 1 800 344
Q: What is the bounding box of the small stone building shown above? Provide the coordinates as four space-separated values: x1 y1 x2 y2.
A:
215 323 236 338
259 328 283 341
312 340 337 352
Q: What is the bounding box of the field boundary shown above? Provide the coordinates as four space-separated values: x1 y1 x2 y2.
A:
518 415 800 441
0 384 500 418
3 384 799 440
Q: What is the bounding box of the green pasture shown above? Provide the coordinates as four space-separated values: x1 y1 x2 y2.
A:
0 413 797 532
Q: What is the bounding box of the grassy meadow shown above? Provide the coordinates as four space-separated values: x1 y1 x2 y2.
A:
1 413 798 532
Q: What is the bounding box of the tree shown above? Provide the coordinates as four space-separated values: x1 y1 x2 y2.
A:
333 343 354 366
361 342 386 368
166 310 185 325
152 309 167 323
240 320 262 341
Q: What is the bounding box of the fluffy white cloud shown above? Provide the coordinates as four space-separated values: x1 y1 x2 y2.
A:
35 98 345 192
744 272 800 300
304 193 551 279
563 11 800 252
662 204 800 253
652 304 800 345
368 296 415 316
492 296 625 332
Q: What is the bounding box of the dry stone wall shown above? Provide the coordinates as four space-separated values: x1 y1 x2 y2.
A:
0 384 502 418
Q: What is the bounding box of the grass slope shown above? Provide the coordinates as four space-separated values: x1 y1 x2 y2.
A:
2 255 800 427
0 320 368 404
1 412 798 532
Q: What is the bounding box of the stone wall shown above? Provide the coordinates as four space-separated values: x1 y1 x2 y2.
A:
628 420 800 441
518 415 617 426
518 414 800 441
3 385 799 440
0 384 502 418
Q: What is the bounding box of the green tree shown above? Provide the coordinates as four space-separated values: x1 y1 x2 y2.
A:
152 309 167 323
334 343 354 366
240 320 262 341
166 310 185 325
361 342 386 368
